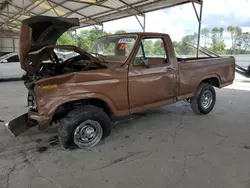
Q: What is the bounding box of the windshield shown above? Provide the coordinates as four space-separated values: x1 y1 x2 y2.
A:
89 35 137 63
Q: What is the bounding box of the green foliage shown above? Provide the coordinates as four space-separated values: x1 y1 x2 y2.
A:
57 31 75 46
115 30 126 34
226 26 245 53
211 27 220 44
57 25 250 56
200 26 250 55
143 40 153 55
153 39 165 55
172 34 197 55
76 29 105 51
219 27 224 40
208 27 226 54
209 41 226 54
201 28 209 47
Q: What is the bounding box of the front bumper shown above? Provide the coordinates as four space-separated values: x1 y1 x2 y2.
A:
6 110 51 136
6 113 37 136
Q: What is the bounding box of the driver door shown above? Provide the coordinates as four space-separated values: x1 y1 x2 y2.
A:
128 37 177 113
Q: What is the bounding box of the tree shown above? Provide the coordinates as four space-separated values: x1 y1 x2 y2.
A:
211 27 220 44
172 41 182 55
234 26 243 53
201 28 209 47
241 32 250 53
153 39 165 55
227 26 235 50
76 28 105 51
209 41 226 54
115 30 126 34
182 34 196 45
57 31 75 46
219 27 224 41
144 40 154 55
227 26 243 54
235 31 250 54
56 26 250 56
177 34 197 55
193 32 198 45
209 27 226 53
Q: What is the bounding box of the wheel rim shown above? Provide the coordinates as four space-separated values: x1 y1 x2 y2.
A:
201 90 213 109
74 120 103 148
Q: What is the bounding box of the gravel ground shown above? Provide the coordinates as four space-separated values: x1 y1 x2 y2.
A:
0 73 250 188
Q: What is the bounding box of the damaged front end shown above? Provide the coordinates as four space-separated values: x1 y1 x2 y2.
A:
6 16 107 136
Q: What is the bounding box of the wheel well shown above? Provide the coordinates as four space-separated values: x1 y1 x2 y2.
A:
202 77 220 88
52 98 113 123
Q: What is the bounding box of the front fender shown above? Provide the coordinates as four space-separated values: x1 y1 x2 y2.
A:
34 92 119 129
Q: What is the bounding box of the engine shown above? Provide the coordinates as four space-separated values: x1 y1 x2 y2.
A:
23 55 104 110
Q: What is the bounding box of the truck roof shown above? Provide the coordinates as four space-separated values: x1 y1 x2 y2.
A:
99 32 170 38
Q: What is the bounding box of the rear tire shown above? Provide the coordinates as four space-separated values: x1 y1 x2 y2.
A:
58 105 111 149
190 83 216 115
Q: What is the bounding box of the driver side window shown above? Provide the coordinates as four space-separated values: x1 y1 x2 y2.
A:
133 38 167 66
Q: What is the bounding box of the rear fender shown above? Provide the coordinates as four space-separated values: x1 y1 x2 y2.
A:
191 74 221 90
200 74 221 84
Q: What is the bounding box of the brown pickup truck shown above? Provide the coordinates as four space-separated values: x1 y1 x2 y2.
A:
7 16 235 149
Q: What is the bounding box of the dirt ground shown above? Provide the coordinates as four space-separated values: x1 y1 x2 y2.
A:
0 74 250 188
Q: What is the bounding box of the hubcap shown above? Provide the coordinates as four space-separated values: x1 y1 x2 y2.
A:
74 120 103 148
79 126 96 141
201 90 213 109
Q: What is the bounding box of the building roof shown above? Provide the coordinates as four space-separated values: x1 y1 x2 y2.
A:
0 0 201 38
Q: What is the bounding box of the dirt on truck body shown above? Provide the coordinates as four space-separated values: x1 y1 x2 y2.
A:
7 16 235 149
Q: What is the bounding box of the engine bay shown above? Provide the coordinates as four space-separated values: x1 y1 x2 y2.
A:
22 50 105 109
40 51 104 76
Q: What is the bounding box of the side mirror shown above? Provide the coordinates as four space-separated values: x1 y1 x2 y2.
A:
0 59 7 63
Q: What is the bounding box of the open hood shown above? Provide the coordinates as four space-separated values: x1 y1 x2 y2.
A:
19 16 79 69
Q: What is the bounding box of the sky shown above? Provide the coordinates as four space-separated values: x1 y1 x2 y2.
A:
84 0 250 46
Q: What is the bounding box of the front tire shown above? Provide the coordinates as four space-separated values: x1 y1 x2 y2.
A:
190 83 216 115
58 105 111 149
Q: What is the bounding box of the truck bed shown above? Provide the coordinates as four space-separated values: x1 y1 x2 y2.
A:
177 56 235 99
